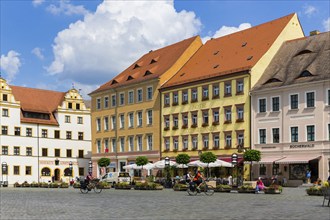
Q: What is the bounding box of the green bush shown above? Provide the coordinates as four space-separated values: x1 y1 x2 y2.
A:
216 184 232 189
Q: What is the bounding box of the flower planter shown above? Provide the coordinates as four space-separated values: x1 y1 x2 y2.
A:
238 189 256 193
264 189 282 194
306 190 323 196
215 188 231 193
115 186 132 190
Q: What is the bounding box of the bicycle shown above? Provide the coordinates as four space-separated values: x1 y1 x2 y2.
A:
187 179 214 196
80 179 102 194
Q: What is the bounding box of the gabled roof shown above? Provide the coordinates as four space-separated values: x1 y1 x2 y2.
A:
252 32 330 91
90 36 200 95
161 13 296 89
10 86 66 125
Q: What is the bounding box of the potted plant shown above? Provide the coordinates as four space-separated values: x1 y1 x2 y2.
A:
173 183 188 191
73 182 81 189
14 182 21 187
238 184 255 193
21 181 31 187
215 184 232 192
243 149 261 180
98 181 111 189
49 183 59 188
115 182 131 190
264 184 283 194
31 181 39 187
60 182 69 188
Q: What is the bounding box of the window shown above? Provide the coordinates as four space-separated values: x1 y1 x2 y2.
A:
120 114 124 128
112 138 117 153
41 167 50 176
213 134 220 148
137 111 142 127
137 136 142 151
104 96 109 108
78 132 84 140
327 89 330 106
42 148 48 157
306 92 315 108
182 114 188 127
65 115 71 123
259 98 266 113
272 128 280 143
291 127 298 142
14 127 21 136
147 135 153 150
2 94 8 101
164 138 170 151
42 129 48 138
191 88 198 102
328 124 330 141
182 91 188 103
236 80 244 94
213 84 219 97
119 93 125 105
111 94 116 107
213 109 219 124
96 98 101 109
147 110 153 125
111 116 116 129
259 129 266 144
13 146 20 155
26 147 32 156
25 166 32 175
129 136 134 151
66 131 72 139
55 149 60 157
128 113 134 128
192 136 198 149
104 139 109 153
128 91 134 104
2 146 8 155
97 140 101 153
137 89 143 102
68 102 73 109
2 108 8 117
237 133 244 146
26 128 32 137
173 137 179 150
237 106 244 121
202 86 209 100
182 136 188 150
173 115 178 128
76 103 80 110
225 134 232 148
67 149 72 158
120 137 125 152
202 110 209 125
96 118 101 131
78 150 84 158
203 135 209 149
272 97 280 112
147 87 153 100
225 82 231 96
14 166 20 175
79 168 84 176
54 130 60 139
104 116 109 131
2 126 8 135
259 164 266 175
173 92 178 105
78 117 83 124
192 112 198 126
164 94 170 106
307 125 315 141
290 94 298 109
225 108 232 122
164 116 170 129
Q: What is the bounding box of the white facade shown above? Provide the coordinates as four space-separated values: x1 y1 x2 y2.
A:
0 78 91 185
251 81 330 186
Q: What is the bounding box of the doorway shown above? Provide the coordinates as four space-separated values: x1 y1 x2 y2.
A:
54 168 60 182
309 159 319 183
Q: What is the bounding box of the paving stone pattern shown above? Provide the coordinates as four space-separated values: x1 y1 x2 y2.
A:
0 187 329 220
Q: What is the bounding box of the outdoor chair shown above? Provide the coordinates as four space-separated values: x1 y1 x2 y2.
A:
322 187 330 207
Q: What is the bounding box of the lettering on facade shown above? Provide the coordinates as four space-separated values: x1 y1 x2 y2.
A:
190 103 206 110
40 161 78 165
261 146 276 149
186 126 217 134
289 144 314 149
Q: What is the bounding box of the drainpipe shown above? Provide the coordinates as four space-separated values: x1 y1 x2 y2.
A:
37 123 40 184
112 88 118 172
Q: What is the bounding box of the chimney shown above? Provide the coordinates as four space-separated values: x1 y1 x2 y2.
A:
310 30 320 36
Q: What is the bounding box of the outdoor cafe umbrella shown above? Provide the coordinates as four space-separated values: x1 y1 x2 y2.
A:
153 159 177 169
174 164 189 168
188 159 233 168
123 164 138 170
132 163 155 170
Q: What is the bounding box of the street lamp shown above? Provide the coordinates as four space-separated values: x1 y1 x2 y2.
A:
55 158 59 166
88 160 93 175
164 157 170 188
69 161 73 176
231 153 238 188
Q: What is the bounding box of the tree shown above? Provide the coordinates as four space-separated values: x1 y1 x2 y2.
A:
98 158 110 168
136 156 148 178
200 152 217 177
175 153 190 165
243 149 261 180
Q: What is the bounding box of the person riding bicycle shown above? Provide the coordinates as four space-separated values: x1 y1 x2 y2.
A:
193 170 204 191
85 172 93 186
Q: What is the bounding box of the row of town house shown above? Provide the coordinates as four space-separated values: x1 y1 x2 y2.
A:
1 13 329 186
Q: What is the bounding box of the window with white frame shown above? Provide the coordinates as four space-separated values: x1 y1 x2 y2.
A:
111 94 116 107
259 98 266 113
104 139 109 153
129 136 134 151
225 108 232 122
164 94 170 106
237 106 244 120
119 93 125 105
225 133 232 147
96 118 101 131
182 114 188 126
165 138 170 151
290 94 298 109
173 115 178 128
306 92 315 108
97 140 101 153
237 133 244 146
164 116 170 128
128 113 134 128
307 125 315 141
173 137 178 150
96 98 101 109
203 134 209 149
78 116 83 124
2 108 9 117
41 129 47 138
213 84 219 97
192 112 198 126
147 86 153 100
173 92 178 105
225 82 231 96
112 138 117 153
120 137 124 152
192 136 198 149
120 114 124 129
147 110 153 125
147 135 153 150
104 96 109 108
182 136 188 150
111 116 116 130
213 134 219 148
128 91 134 104
182 91 188 103
65 115 71 123
26 128 32 137
104 117 109 131
213 109 219 123
137 136 142 151
291 127 298 142
259 129 266 144
191 88 198 101
272 128 280 143
202 86 209 99
137 89 143 102
327 89 330 106
272 97 280 112
202 110 209 125
237 80 244 93
137 111 142 127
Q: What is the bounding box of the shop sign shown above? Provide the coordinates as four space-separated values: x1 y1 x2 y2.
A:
289 144 314 149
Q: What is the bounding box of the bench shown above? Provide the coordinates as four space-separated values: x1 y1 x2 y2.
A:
322 187 330 207
243 181 257 189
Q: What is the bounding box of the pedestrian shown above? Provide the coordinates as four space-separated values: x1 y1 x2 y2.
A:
306 169 311 184
255 177 265 193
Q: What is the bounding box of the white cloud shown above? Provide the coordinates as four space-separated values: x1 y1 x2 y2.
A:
202 23 251 43
303 5 317 17
32 0 44 7
31 47 44 60
47 0 201 87
0 50 22 82
46 0 89 16
323 18 330 31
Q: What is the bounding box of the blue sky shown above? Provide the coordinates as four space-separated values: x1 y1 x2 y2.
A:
1 0 329 98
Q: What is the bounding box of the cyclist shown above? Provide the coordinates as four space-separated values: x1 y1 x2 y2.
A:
193 170 204 191
85 172 93 186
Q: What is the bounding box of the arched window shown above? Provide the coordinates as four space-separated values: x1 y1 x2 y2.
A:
41 167 51 176
64 168 72 176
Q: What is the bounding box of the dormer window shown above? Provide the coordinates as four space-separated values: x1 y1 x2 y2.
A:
242 42 247 47
247 56 253 60
68 102 72 109
133 64 140 69
213 64 219 69
213 51 219 55
264 78 282 84
144 70 152 76
150 59 157 64
294 50 312 57
111 80 118 85
298 70 313 78
127 75 134 81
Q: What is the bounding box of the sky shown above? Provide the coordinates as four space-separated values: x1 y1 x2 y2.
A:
0 0 329 99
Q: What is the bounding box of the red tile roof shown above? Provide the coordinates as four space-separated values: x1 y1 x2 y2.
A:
90 36 201 95
162 13 296 88
11 86 65 125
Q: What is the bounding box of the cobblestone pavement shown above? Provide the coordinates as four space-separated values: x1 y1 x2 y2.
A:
0 187 329 220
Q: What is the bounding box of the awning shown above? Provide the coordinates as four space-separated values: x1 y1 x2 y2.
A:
275 155 320 164
259 156 286 164
220 157 243 164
